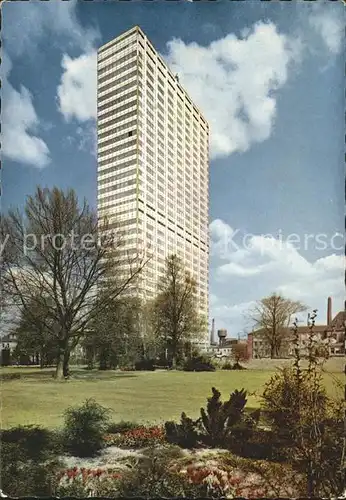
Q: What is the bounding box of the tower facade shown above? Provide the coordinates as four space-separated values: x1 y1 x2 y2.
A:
97 26 209 342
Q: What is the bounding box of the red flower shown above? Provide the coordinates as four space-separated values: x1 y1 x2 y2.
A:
229 476 241 485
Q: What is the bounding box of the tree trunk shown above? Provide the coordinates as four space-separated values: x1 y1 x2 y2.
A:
54 338 69 379
40 349 44 369
86 346 95 370
55 350 64 379
63 349 70 378
171 347 177 369
99 348 108 370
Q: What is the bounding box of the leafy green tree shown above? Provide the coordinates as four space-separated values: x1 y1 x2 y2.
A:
152 255 202 368
139 299 165 361
13 295 59 367
85 296 144 370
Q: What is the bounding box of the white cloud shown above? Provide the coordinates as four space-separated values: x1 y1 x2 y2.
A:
76 124 97 157
210 219 238 259
209 219 344 335
57 52 97 122
56 52 97 157
2 0 100 168
53 13 341 160
3 0 99 58
308 4 344 54
2 53 50 168
210 219 234 240
164 22 299 159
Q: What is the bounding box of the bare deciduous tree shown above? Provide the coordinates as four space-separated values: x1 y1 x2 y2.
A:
1 186 148 378
152 254 202 368
248 293 307 358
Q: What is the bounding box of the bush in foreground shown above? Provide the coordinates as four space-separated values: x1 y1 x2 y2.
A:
165 387 259 449
63 399 111 457
165 413 201 448
0 426 62 496
262 313 344 497
200 387 258 447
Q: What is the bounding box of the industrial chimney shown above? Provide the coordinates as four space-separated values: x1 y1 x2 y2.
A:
327 297 332 326
210 318 216 345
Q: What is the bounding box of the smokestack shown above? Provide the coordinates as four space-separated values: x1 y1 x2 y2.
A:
210 318 215 345
327 297 332 326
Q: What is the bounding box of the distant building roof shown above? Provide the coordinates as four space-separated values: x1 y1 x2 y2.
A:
331 311 346 330
1 333 17 343
251 309 345 339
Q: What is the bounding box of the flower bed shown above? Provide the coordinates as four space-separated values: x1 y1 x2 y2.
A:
179 463 275 497
56 466 122 496
55 444 306 498
104 425 165 448
174 453 306 498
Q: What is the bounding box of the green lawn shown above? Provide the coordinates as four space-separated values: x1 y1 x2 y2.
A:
1 365 343 429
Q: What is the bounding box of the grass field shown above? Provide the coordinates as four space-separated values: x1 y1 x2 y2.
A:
1 359 343 429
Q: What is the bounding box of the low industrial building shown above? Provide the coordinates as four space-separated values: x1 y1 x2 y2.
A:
247 297 345 358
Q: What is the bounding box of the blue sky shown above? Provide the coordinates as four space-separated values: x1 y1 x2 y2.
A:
3 0 344 336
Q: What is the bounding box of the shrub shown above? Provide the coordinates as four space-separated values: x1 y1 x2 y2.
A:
263 365 326 433
0 449 61 497
165 412 201 448
165 387 259 450
263 366 344 496
200 387 258 447
0 426 62 496
262 313 345 497
155 357 172 369
134 358 156 371
183 354 216 372
228 427 284 461
1 425 61 461
221 361 246 370
62 399 111 457
232 361 247 370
